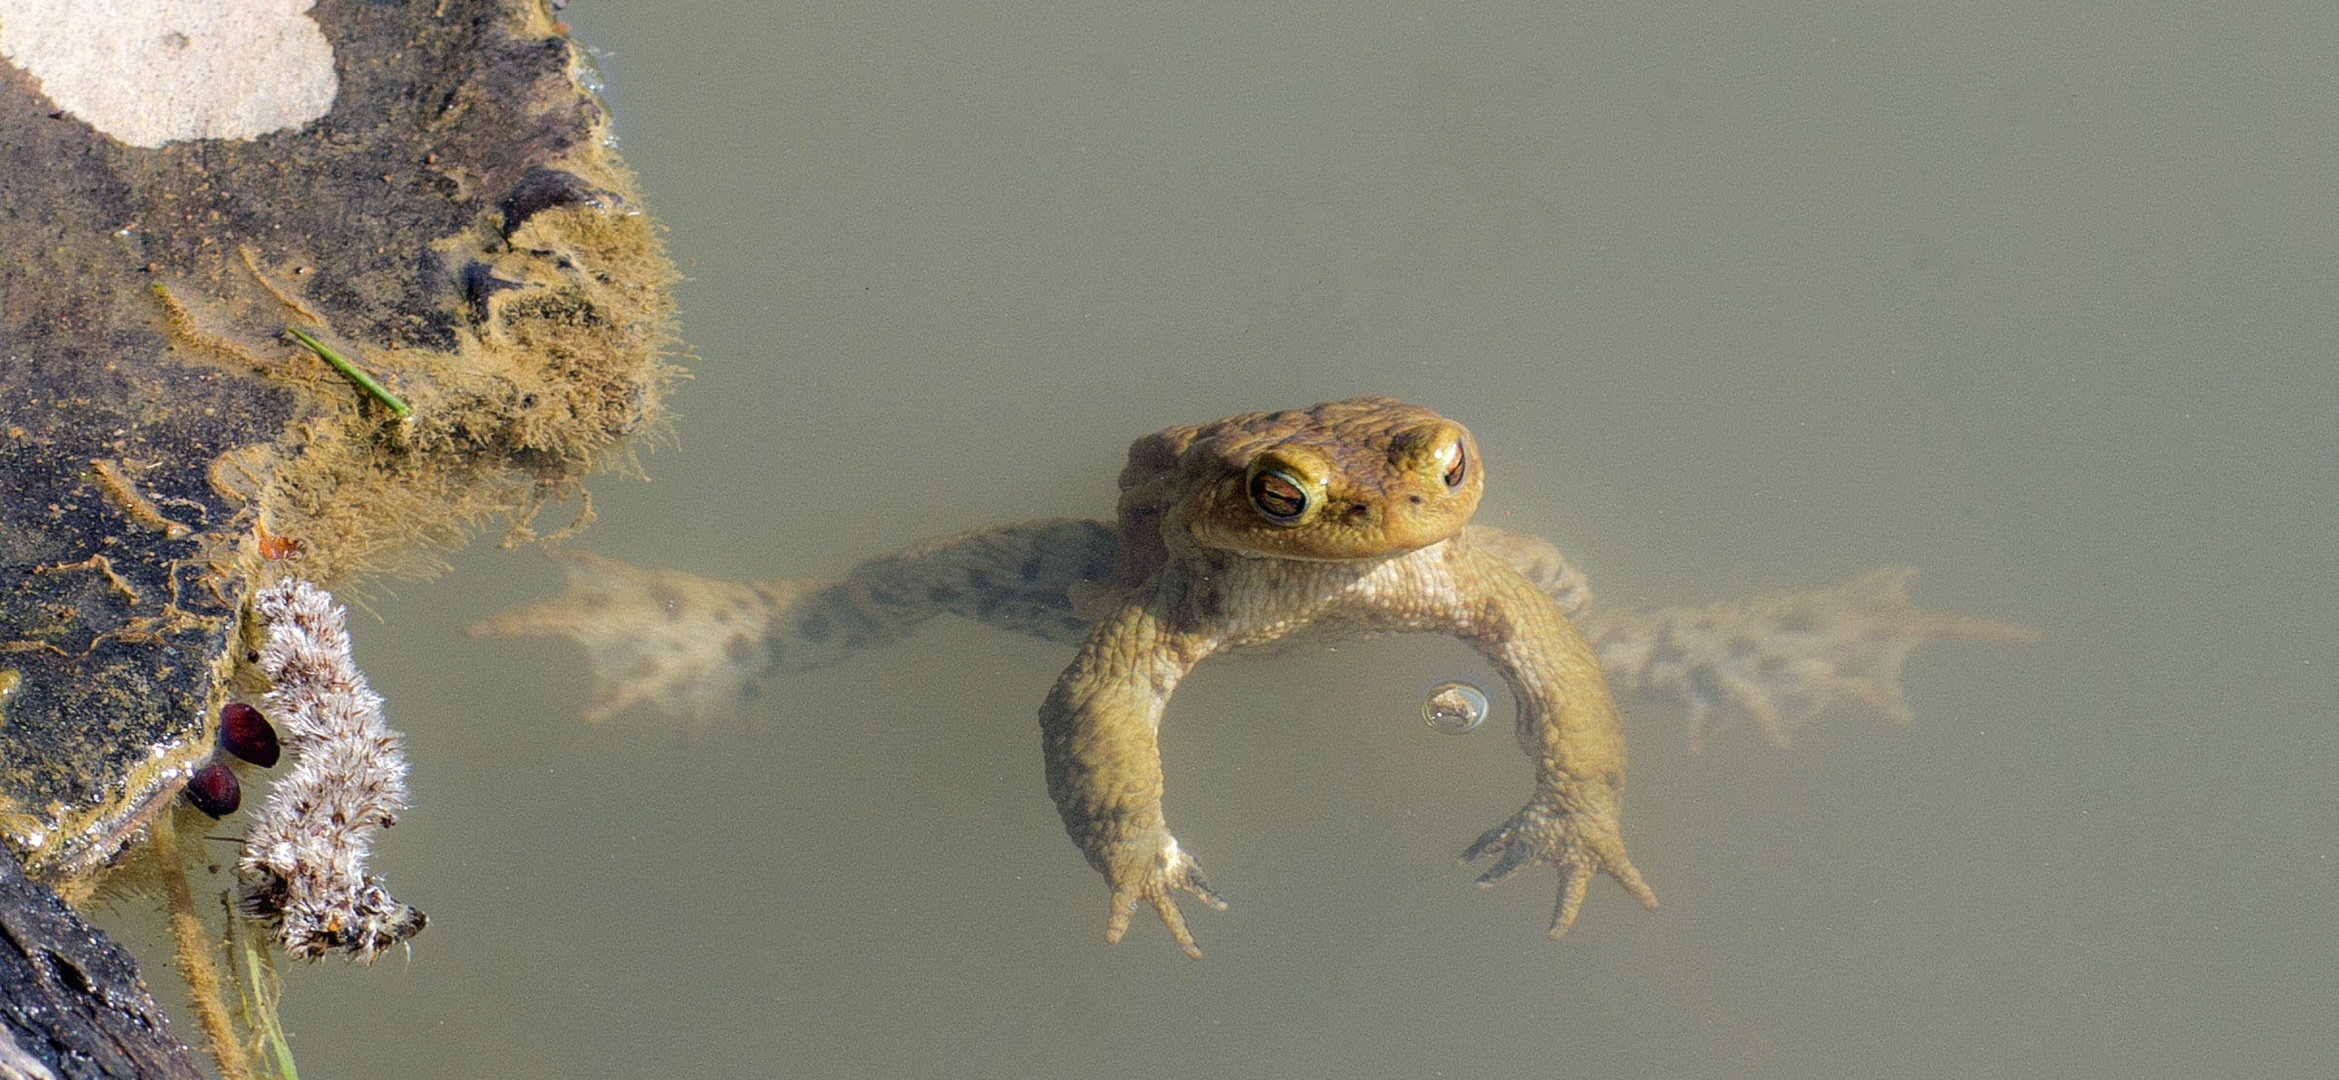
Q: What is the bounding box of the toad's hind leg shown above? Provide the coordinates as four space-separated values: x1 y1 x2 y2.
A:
467 552 809 734
1463 527 2036 752
470 518 1119 734
1583 568 2039 752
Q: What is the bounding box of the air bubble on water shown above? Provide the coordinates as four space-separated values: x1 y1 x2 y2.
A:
1422 680 1489 735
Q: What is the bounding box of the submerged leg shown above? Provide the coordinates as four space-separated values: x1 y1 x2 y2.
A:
1583 568 2038 752
466 553 800 732
469 518 1118 733
1463 527 2035 752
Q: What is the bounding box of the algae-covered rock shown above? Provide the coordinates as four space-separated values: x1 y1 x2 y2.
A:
0 0 679 896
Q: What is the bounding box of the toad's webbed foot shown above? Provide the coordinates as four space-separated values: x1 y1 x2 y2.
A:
1099 836 1227 960
1463 786 1659 939
1583 568 2038 752
468 553 811 735
475 522 1116 735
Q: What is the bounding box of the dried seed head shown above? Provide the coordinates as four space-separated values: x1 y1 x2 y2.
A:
236 578 425 962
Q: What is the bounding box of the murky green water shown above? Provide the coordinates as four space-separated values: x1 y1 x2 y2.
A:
174 4 2336 1077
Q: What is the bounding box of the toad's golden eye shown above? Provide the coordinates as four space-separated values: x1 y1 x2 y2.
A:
1249 469 1309 523
1439 439 1468 489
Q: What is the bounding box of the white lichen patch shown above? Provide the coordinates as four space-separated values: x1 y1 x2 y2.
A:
0 0 336 148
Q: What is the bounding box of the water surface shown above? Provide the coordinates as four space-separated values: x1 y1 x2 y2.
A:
226 4 2336 1077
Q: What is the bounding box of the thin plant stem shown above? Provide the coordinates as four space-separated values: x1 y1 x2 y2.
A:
284 327 412 418
224 907 300 1080
153 811 255 1080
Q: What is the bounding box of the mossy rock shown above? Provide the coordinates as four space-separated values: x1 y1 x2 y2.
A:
0 0 679 899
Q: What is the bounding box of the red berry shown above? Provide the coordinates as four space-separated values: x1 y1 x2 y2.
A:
186 762 241 818
220 702 281 767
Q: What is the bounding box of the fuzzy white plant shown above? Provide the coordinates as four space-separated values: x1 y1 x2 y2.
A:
238 579 425 961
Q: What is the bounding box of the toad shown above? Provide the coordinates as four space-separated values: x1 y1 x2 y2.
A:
475 396 2032 957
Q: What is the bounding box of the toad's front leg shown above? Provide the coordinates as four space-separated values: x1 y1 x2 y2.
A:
1449 545 1660 938
1038 601 1226 959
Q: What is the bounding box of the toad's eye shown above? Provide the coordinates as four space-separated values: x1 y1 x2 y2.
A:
1249 469 1310 523
1438 439 1468 489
